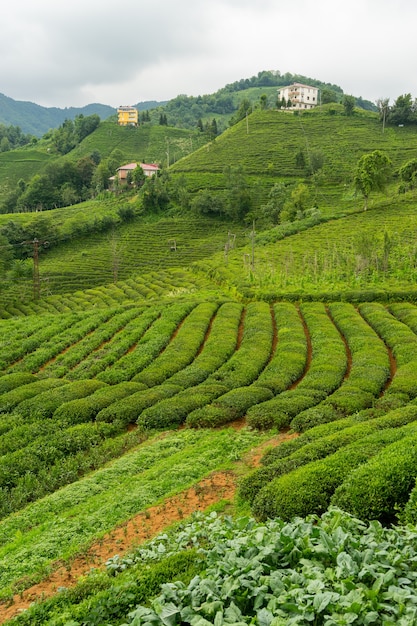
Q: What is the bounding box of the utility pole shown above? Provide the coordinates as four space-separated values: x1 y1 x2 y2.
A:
250 220 255 270
23 238 48 299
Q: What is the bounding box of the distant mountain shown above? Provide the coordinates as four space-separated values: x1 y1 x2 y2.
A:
134 100 167 111
0 93 170 137
0 93 116 137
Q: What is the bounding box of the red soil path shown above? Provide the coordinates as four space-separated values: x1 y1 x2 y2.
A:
0 430 297 624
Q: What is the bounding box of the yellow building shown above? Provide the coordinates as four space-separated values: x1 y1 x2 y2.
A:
117 106 138 126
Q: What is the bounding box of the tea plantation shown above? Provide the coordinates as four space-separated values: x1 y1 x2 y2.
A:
2 105 417 624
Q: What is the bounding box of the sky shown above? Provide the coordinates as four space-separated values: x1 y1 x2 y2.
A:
1 0 416 109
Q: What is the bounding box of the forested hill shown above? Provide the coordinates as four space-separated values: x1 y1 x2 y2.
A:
0 70 376 137
0 93 116 137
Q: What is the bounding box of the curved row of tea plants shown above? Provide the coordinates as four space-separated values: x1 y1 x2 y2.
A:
241 400 417 521
247 302 347 430
183 302 306 429
290 302 391 432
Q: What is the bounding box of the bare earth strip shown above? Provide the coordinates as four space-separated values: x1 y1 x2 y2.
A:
0 430 297 623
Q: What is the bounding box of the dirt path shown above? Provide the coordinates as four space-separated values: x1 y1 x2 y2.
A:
0 430 296 623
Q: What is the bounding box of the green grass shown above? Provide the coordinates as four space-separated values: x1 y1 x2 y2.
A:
0 427 266 597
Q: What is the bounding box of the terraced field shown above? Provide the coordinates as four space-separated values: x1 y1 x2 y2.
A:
4 108 417 624
2 300 417 506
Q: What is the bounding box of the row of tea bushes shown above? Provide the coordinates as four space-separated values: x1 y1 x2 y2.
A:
6 308 116 375
0 372 37 393
255 302 307 394
11 379 106 421
66 306 162 381
252 417 417 522
239 402 417 506
132 302 219 387
0 420 122 493
359 302 417 401
247 303 346 430
0 378 67 414
290 302 391 431
37 307 143 378
96 302 195 384
0 311 96 370
332 429 417 524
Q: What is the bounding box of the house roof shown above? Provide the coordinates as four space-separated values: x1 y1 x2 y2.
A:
278 82 318 91
117 163 138 171
140 163 159 171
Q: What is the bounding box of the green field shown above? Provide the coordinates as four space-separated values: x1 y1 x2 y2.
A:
2 104 417 624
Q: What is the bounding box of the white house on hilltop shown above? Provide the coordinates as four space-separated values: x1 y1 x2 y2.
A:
278 83 319 110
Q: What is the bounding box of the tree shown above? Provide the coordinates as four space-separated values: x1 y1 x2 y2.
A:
399 158 417 190
321 88 338 104
132 165 146 188
342 94 355 116
354 150 392 210
74 114 100 142
295 149 306 169
229 99 252 127
387 93 416 125
191 189 223 216
259 183 288 224
223 165 252 220
17 174 59 211
308 150 324 175
0 137 10 152
376 98 390 130
142 175 170 212
259 94 268 110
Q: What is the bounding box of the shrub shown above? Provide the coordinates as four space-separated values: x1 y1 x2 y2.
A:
252 426 417 521
290 403 341 432
96 383 183 425
0 378 67 413
331 429 417 524
186 385 274 428
15 380 106 420
138 383 229 430
53 382 146 425
0 373 37 394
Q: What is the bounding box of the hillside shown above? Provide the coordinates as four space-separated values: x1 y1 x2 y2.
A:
0 69 375 137
0 93 116 136
0 119 207 200
3 101 417 624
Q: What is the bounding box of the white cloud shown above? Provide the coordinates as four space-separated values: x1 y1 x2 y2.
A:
1 0 417 108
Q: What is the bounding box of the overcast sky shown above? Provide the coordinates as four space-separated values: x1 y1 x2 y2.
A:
1 0 416 109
